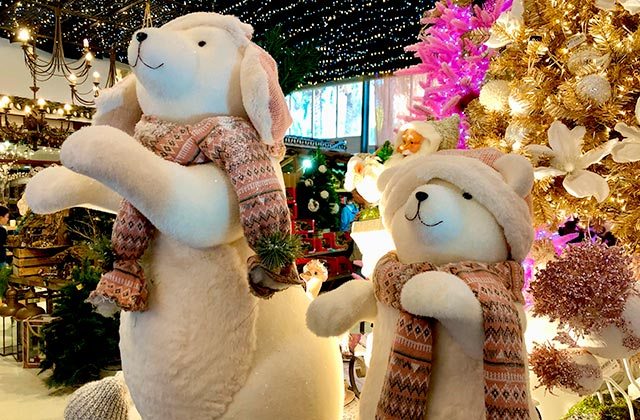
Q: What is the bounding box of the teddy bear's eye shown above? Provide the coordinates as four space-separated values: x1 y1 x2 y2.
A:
198 41 206 47
463 192 473 200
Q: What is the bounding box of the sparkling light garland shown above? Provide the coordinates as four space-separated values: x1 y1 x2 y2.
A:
1 0 435 85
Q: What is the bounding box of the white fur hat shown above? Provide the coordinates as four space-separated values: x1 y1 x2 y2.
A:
377 148 535 262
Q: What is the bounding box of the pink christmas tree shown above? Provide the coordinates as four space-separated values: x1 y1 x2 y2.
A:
397 0 510 146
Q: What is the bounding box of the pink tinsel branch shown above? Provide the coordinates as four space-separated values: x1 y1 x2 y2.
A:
396 0 511 146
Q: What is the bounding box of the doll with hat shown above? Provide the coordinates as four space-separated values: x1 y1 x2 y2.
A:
308 146 538 419
27 12 343 420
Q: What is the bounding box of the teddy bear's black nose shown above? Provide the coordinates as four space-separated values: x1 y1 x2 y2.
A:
136 32 148 43
415 191 429 202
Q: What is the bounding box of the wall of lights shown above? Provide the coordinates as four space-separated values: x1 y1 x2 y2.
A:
0 0 436 85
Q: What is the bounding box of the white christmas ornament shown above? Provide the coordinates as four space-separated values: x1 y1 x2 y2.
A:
329 203 339 214
304 178 314 187
508 93 532 116
567 49 610 76
318 165 327 173
320 190 329 199
612 97 640 162
479 80 510 112
526 121 617 202
576 74 612 104
308 199 320 212
504 122 528 150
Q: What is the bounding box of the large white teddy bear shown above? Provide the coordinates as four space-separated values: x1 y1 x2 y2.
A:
26 12 343 420
308 148 538 419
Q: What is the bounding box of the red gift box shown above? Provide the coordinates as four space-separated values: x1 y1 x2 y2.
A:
288 202 298 220
300 238 317 255
285 187 297 203
322 232 337 250
294 219 315 235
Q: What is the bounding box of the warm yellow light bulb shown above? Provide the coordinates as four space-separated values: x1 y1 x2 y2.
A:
63 103 72 112
85 52 93 61
36 98 46 107
17 28 30 42
24 105 31 114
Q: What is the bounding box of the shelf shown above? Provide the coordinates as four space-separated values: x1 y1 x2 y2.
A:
300 248 349 258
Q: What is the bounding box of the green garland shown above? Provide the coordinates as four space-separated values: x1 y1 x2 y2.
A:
563 394 640 420
255 232 302 271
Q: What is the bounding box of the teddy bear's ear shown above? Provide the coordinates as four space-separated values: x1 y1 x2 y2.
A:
493 154 534 198
93 75 142 136
240 43 292 145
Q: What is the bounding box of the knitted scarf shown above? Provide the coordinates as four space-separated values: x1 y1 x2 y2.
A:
373 252 530 420
89 115 300 312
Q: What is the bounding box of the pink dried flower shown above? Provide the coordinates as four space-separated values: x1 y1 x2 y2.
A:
530 242 636 336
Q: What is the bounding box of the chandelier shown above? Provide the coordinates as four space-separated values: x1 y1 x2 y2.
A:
15 5 117 107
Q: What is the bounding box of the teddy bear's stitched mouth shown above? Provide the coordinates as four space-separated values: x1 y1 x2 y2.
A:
418 218 443 228
131 43 165 70
405 210 444 228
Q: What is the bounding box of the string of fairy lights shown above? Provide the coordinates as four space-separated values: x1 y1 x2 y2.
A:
0 0 433 84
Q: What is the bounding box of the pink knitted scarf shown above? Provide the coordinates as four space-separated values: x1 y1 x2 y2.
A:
89 115 300 311
373 251 530 420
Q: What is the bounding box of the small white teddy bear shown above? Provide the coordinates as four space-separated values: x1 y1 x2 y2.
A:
308 148 538 419
27 12 343 420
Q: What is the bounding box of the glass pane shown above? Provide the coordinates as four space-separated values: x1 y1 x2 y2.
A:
368 80 377 147
337 82 363 138
312 86 337 139
289 89 313 137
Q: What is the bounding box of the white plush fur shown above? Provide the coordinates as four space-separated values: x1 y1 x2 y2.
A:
307 156 536 419
26 11 343 420
26 166 121 215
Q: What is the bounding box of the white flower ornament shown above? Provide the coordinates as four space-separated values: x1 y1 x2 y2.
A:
485 0 524 49
525 121 616 202
612 98 640 163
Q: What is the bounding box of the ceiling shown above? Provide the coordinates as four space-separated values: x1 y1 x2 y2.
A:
0 0 434 85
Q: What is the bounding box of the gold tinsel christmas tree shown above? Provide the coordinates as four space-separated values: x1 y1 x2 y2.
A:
465 0 640 251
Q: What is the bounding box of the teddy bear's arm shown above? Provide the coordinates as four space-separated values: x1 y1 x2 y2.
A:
26 165 122 214
306 280 377 337
59 125 243 249
401 271 484 359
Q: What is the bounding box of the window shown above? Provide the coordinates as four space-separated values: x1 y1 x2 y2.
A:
286 81 363 141
337 83 362 138
313 85 337 139
288 90 313 137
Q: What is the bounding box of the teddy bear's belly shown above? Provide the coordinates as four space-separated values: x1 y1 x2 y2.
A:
119 236 259 420
359 303 485 420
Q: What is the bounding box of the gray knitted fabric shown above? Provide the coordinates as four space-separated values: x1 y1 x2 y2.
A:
64 372 130 420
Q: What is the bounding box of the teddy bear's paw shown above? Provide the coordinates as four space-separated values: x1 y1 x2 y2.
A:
400 271 482 323
306 281 376 337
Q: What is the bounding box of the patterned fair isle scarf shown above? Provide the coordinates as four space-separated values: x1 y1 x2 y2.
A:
373 252 530 420
89 115 299 312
